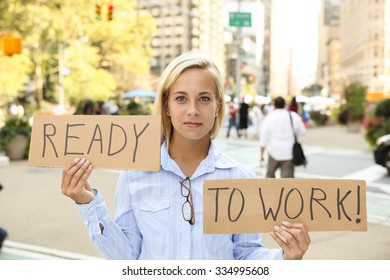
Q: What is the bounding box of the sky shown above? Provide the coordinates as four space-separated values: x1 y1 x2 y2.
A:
226 0 321 89
280 0 321 88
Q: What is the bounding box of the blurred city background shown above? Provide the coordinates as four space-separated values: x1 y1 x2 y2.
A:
0 0 390 260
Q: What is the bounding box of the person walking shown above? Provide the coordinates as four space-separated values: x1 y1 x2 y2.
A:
260 96 306 178
238 97 249 138
288 96 299 114
251 104 264 140
61 52 310 260
226 101 240 138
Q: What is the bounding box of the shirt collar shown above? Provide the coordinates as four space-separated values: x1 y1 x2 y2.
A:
160 140 239 179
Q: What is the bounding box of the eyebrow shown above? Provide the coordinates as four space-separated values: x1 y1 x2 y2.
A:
172 91 213 96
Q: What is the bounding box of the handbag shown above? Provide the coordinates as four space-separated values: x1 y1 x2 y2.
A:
289 111 307 167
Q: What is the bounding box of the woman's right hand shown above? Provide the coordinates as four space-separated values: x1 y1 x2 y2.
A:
61 158 95 204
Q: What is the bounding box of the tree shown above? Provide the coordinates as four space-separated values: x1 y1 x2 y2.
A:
344 82 367 122
0 0 156 110
301 83 322 97
0 53 33 110
365 98 390 146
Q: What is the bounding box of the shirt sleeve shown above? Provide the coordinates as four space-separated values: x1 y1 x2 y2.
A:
232 233 284 260
76 172 142 259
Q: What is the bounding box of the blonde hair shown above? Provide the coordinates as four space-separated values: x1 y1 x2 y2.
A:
153 51 225 146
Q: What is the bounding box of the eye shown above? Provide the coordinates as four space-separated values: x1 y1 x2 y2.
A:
175 95 186 103
199 95 211 103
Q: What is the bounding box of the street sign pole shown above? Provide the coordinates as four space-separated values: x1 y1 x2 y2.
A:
229 1 252 100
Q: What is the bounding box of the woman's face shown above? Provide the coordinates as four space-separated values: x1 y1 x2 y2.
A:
167 68 219 143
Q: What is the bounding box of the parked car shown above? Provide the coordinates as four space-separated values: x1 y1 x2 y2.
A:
374 134 390 175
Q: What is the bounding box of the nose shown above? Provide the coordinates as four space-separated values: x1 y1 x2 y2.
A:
186 100 200 116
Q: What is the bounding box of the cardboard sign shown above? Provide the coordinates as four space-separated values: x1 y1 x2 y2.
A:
204 178 367 233
28 115 161 171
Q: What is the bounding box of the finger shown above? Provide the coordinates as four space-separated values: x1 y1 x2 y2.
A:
273 225 300 249
63 158 87 195
279 222 310 258
74 163 94 194
271 226 305 260
61 158 83 193
269 229 290 252
282 221 311 245
271 225 300 253
69 159 91 190
280 227 308 253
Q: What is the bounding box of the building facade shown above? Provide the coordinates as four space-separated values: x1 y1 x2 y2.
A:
141 0 225 79
339 0 390 102
317 0 342 101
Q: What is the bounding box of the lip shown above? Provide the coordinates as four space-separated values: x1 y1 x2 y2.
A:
184 121 202 128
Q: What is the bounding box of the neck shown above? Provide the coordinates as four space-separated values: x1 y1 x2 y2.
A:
169 135 210 160
168 134 211 177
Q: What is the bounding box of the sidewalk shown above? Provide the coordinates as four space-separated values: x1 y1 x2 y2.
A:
0 124 389 260
302 123 372 153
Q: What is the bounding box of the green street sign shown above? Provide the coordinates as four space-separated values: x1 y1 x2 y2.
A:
229 12 251 27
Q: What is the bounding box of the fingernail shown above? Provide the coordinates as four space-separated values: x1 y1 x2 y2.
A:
79 158 86 164
281 226 287 231
73 157 80 163
274 225 280 231
282 221 289 226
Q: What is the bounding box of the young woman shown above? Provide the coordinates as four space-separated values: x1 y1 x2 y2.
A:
61 52 310 260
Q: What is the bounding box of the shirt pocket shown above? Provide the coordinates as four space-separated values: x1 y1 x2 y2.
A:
137 198 171 254
139 199 170 212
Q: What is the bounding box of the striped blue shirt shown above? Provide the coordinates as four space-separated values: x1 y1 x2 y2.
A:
77 141 283 260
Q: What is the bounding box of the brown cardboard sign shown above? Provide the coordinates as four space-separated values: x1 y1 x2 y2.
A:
204 178 367 233
28 115 161 171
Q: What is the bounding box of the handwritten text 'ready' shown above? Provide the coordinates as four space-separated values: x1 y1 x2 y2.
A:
41 122 149 163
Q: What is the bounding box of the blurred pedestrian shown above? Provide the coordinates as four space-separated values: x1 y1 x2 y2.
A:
288 96 299 114
0 183 8 250
264 100 274 116
94 101 106 115
300 104 310 128
82 99 95 115
60 52 310 260
103 100 119 115
260 96 306 178
238 97 249 138
226 101 240 138
251 104 264 140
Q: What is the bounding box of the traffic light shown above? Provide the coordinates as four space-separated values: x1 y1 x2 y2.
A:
100 4 114 21
95 3 114 21
95 4 101 20
108 4 114 21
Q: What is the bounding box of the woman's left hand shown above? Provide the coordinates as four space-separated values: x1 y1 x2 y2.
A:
270 221 311 260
